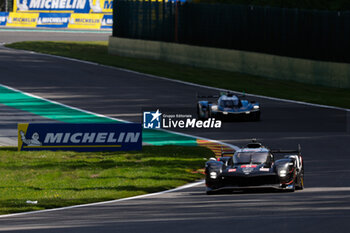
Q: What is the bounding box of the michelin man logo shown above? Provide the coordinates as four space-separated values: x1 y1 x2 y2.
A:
20 131 42 146
16 0 29 11
89 0 102 13
143 109 162 129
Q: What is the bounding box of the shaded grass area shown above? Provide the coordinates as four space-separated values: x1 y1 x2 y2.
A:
0 146 213 215
6 41 350 109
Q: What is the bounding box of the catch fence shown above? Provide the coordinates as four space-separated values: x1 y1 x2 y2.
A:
114 0 350 63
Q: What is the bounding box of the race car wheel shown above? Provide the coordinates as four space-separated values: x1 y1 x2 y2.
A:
197 104 208 120
251 111 261 121
197 104 201 119
296 176 304 190
295 169 304 190
284 178 296 192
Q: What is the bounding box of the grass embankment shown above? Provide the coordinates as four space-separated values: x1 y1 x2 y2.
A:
6 41 350 109
0 146 213 215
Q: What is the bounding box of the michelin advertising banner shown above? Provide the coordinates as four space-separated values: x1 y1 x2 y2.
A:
14 0 113 13
6 12 40 27
18 123 142 152
0 11 112 29
37 12 70 28
0 0 113 29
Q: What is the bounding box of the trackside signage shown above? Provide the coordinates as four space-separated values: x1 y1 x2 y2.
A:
14 0 113 13
18 123 142 152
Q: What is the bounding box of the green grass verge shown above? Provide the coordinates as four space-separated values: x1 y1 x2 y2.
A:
5 41 350 109
0 146 213 215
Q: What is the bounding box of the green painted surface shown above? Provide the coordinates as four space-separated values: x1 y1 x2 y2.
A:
143 129 197 146
0 85 116 123
0 85 197 146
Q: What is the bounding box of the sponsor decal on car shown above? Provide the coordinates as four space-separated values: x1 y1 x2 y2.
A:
241 165 257 174
241 165 257 168
259 168 270 172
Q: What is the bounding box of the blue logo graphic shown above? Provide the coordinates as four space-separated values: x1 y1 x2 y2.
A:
37 13 71 28
18 123 142 152
0 12 8 26
101 14 113 29
143 110 162 129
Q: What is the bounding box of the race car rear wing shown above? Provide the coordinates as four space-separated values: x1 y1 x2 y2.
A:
196 94 219 99
221 151 235 157
271 144 302 155
221 91 246 98
196 91 246 99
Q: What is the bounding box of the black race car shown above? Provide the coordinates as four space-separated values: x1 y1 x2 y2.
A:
205 140 304 194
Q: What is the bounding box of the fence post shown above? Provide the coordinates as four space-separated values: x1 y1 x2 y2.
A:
5 0 8 12
174 0 179 42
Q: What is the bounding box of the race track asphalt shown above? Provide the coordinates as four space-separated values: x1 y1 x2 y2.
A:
0 31 349 233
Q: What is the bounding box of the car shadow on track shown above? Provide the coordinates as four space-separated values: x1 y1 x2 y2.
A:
190 188 290 196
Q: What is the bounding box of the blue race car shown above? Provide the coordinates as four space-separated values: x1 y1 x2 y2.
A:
197 92 260 121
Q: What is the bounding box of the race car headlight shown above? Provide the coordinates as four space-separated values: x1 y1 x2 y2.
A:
210 172 217 179
253 105 259 109
211 105 218 111
278 169 287 177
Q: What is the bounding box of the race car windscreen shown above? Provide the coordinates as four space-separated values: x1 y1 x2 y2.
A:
233 152 269 164
219 100 238 108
